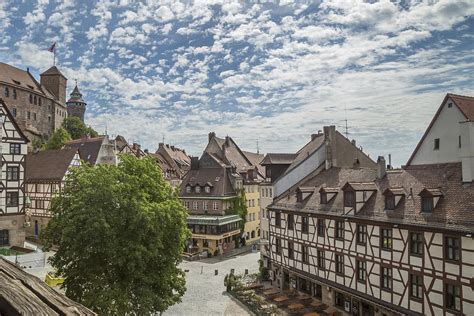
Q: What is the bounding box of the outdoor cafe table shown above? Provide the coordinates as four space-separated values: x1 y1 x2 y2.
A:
288 303 305 312
263 288 280 295
303 313 321 316
310 300 325 308
273 295 290 303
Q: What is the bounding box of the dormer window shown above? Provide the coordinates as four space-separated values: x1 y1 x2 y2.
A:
186 186 191 193
296 187 314 202
419 188 443 213
422 197 433 212
195 186 201 193
319 187 338 205
385 195 395 210
205 186 211 193
383 188 404 211
344 190 355 208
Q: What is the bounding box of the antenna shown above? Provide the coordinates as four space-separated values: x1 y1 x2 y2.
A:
257 139 259 155
162 135 165 144
339 105 349 138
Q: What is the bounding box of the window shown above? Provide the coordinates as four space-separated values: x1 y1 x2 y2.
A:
12 108 17 117
27 111 31 119
302 216 309 233
275 238 281 254
344 190 355 207
357 224 367 244
410 232 423 256
459 135 462 148
302 245 309 263
421 196 433 212
269 188 272 197
314 284 322 299
317 249 325 270
445 236 460 261
288 241 294 259
6 166 19 181
184 201 189 209
192 201 198 210
320 193 327 204
12 89 17 99
203 202 208 210
385 195 395 210
6 192 18 207
38 98 42 106
335 221 344 239
317 219 325 237
381 228 392 250
357 260 366 282
381 266 392 290
10 143 21 155
287 214 294 230
275 212 281 227
33 113 37 120
410 274 423 299
335 254 344 275
434 138 440 150
29 94 33 103
4 87 9 97
335 292 346 308
195 186 201 193
445 283 461 311
0 230 9 246
186 186 191 193
213 201 218 211
205 186 210 193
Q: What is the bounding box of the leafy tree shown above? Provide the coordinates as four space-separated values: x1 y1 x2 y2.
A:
32 136 46 151
42 155 190 314
231 188 248 231
62 116 98 139
45 128 71 150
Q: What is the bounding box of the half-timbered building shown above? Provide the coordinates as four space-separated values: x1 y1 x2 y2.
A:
24 148 81 237
0 98 28 247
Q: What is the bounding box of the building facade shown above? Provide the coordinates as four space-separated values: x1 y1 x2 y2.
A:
24 148 81 237
0 99 29 247
180 154 243 255
0 63 68 144
154 142 191 187
64 135 117 165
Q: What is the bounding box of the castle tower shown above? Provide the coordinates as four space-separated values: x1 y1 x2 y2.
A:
66 83 87 122
40 66 67 104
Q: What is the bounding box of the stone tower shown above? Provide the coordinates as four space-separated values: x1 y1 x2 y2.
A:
40 66 67 104
66 83 87 122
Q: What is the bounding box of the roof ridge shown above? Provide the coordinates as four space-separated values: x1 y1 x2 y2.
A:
447 93 474 100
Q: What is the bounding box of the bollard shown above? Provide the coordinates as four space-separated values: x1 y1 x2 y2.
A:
245 269 248 275
215 269 218 276
231 268 235 274
201 266 203 274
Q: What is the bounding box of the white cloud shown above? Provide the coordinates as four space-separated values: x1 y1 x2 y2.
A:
156 6 175 21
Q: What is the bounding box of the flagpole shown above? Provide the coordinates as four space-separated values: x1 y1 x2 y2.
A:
53 47 56 66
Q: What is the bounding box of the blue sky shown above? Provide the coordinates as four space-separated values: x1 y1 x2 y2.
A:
1 0 473 166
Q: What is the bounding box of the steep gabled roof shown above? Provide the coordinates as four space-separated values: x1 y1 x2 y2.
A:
406 93 474 165
260 153 297 165
40 65 66 78
64 136 105 165
25 148 79 181
0 98 29 143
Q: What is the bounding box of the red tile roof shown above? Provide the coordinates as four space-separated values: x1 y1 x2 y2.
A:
25 148 79 181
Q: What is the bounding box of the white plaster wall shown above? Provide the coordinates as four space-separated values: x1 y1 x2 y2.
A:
273 144 326 197
411 98 467 165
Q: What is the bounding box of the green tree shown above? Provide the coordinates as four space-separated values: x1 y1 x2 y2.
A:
231 188 248 231
62 116 98 139
45 128 71 150
42 155 190 315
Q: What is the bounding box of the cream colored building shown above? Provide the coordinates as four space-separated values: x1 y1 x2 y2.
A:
244 182 260 244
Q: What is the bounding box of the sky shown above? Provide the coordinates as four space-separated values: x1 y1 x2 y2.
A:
0 0 473 166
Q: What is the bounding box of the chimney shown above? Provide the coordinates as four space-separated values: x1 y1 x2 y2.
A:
311 133 318 141
225 136 230 147
377 156 386 179
208 132 216 142
190 156 199 170
388 154 392 169
324 125 337 169
158 142 164 148
460 121 474 183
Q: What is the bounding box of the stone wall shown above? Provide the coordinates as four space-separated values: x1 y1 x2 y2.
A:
0 214 25 247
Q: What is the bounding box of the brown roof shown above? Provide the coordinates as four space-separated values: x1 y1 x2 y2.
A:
64 136 105 165
40 66 66 78
179 153 238 197
0 257 96 315
272 163 474 233
450 93 474 121
0 63 42 94
260 153 297 165
242 150 265 177
407 93 474 165
25 148 79 181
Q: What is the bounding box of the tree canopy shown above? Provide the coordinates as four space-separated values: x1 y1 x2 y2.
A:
62 117 98 140
42 155 190 314
45 128 71 150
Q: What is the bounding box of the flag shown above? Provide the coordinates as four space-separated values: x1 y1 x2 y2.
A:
47 42 56 53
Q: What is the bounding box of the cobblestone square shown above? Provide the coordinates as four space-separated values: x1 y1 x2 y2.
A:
164 252 260 316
